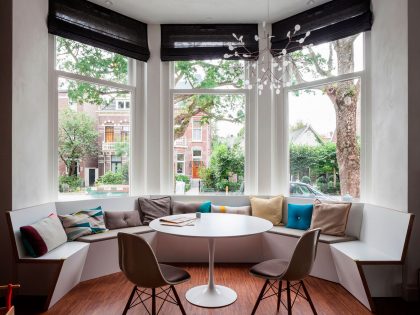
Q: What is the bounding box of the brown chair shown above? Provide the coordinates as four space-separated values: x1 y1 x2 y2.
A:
249 228 321 315
118 232 191 315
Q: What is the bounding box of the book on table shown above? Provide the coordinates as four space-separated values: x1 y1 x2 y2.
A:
159 216 196 226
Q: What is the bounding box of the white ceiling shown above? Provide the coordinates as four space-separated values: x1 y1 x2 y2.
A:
89 0 331 24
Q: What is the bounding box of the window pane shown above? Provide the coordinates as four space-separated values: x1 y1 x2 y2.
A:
58 78 131 200
173 94 245 195
174 60 245 89
289 78 361 200
286 33 364 86
56 36 129 84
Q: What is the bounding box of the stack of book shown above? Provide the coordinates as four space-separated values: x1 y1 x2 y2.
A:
159 216 197 227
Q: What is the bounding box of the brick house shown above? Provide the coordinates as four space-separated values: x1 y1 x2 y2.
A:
58 91 130 187
174 113 211 179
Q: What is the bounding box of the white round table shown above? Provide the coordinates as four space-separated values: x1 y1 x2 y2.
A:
149 213 273 308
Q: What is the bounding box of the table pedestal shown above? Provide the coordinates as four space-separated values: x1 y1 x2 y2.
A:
185 238 237 308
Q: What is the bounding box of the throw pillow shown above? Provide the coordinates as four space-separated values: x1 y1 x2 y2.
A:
138 196 171 225
211 205 251 215
59 207 107 241
250 196 284 226
20 213 68 257
172 201 211 215
104 210 142 230
286 204 313 230
309 199 351 236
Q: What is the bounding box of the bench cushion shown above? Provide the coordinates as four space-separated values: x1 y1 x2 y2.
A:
76 226 154 243
268 226 356 244
20 241 89 261
331 241 399 262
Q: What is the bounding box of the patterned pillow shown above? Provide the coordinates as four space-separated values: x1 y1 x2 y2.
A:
20 213 68 257
59 207 107 241
211 205 251 215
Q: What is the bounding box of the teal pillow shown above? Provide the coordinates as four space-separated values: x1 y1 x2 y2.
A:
286 204 313 230
198 201 211 213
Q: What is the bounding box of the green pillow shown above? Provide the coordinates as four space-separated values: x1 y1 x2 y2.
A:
198 201 211 213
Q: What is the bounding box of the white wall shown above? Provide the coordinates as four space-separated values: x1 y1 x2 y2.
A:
369 0 408 212
406 0 420 301
12 0 50 210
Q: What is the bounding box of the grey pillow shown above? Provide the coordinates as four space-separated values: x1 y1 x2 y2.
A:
104 211 142 230
138 196 171 225
172 201 202 215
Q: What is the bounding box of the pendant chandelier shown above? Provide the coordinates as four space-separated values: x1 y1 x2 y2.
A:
224 0 311 95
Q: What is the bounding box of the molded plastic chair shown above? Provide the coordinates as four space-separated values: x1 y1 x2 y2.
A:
118 232 191 315
249 228 321 315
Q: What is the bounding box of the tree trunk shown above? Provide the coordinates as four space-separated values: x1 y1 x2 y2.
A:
68 160 77 177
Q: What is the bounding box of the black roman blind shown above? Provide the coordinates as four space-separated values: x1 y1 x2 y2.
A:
48 0 150 62
271 0 372 54
161 24 259 61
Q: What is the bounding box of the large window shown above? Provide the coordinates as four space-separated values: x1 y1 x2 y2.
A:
55 37 134 199
287 33 364 200
172 60 247 195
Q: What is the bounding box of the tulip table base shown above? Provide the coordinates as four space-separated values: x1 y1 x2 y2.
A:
185 238 237 308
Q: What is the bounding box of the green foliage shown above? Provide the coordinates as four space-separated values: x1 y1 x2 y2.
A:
97 170 126 185
114 141 129 157
56 37 129 105
58 108 98 176
59 175 82 192
200 141 244 193
301 176 311 184
175 174 191 192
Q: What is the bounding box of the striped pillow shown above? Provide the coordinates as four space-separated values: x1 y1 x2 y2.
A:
20 213 68 257
211 205 251 215
59 207 107 241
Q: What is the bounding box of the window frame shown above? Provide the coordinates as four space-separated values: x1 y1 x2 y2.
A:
50 35 139 200
282 32 369 200
191 119 203 142
175 153 185 175
169 61 251 195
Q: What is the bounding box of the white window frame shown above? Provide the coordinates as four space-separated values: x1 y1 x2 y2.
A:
116 99 130 110
191 119 202 142
191 147 202 160
49 35 141 200
175 153 185 175
281 32 369 200
169 61 251 195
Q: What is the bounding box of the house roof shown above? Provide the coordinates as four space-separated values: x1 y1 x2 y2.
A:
289 124 325 145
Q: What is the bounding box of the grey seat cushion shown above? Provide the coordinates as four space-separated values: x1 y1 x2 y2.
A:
77 226 154 243
104 210 142 229
268 226 356 244
250 259 288 279
159 264 191 284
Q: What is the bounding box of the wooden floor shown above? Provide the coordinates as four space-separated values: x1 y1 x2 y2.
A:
30 264 377 315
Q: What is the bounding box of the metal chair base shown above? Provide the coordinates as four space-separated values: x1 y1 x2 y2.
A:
251 279 317 315
123 285 186 315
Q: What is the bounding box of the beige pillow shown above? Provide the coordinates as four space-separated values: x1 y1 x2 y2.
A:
250 196 283 226
309 199 351 236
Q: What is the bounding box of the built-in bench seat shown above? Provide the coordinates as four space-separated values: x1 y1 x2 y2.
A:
268 226 357 244
77 226 154 243
7 196 414 312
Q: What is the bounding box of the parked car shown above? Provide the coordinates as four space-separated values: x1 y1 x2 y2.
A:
290 181 333 200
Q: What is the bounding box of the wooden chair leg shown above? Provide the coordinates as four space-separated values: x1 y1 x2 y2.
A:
152 288 156 315
171 285 187 315
251 280 269 315
122 285 136 315
277 280 282 312
301 280 317 315
286 281 292 315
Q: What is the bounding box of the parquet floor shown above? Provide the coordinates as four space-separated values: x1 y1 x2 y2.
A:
37 264 375 315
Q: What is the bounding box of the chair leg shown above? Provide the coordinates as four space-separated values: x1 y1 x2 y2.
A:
286 281 292 315
277 280 282 312
152 288 156 315
251 279 269 315
301 280 317 315
171 285 187 315
122 285 137 315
